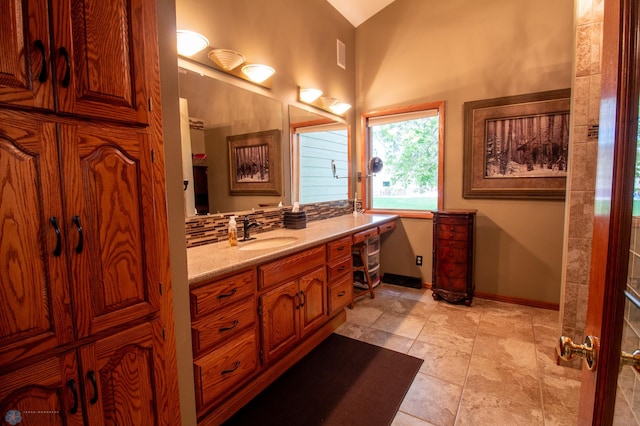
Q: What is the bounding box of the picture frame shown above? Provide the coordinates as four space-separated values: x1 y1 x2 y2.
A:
463 89 571 200
228 129 282 195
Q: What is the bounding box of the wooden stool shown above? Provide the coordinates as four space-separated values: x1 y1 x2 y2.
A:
350 242 375 308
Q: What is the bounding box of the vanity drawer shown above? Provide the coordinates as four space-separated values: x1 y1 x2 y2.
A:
194 327 259 412
190 270 256 319
327 256 352 282
259 245 326 289
191 297 257 356
327 236 352 262
378 220 397 235
353 227 378 244
328 275 353 315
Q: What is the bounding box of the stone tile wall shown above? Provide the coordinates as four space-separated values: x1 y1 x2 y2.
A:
560 0 603 348
185 199 353 247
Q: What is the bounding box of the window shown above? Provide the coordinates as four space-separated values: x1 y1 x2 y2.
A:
293 123 349 204
361 101 444 216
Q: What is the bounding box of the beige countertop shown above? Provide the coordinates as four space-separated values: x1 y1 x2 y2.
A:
187 213 398 286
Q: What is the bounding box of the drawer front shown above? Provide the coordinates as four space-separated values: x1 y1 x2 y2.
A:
327 236 352 261
327 256 352 282
190 270 256 319
436 224 468 241
191 298 256 356
434 276 468 293
259 245 326 289
352 227 379 244
436 261 467 279
328 275 353 315
437 239 468 250
378 220 397 235
194 328 259 411
436 247 468 264
436 215 470 226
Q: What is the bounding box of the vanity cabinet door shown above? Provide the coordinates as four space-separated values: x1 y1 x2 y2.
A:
298 267 327 338
260 281 300 365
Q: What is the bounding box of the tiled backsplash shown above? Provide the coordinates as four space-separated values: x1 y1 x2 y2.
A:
185 199 353 247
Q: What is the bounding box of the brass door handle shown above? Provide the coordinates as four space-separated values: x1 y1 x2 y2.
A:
621 349 640 371
558 335 598 370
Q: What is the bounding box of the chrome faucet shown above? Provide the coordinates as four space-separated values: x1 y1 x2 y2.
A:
242 216 261 241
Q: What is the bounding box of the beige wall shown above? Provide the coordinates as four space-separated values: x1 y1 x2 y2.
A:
358 0 575 304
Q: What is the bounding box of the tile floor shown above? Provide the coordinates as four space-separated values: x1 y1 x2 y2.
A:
334 284 582 426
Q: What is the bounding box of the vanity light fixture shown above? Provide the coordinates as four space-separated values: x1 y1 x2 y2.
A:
208 49 245 71
329 102 351 115
298 87 351 117
176 30 209 57
241 64 275 83
299 88 323 103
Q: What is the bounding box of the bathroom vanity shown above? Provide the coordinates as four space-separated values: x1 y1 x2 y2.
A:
187 214 397 424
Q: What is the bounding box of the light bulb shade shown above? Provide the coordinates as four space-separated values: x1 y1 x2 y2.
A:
329 102 351 115
300 88 323 103
241 64 275 83
320 97 338 108
176 30 209 57
208 49 245 71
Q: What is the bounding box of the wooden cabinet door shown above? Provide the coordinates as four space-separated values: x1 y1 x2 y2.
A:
51 0 150 124
0 352 84 426
260 280 300 365
0 0 55 110
299 267 327 337
79 321 165 426
59 122 160 338
0 111 74 366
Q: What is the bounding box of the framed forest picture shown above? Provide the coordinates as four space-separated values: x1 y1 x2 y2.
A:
228 129 282 195
463 89 571 200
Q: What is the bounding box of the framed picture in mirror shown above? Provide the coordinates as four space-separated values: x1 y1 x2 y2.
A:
228 129 282 195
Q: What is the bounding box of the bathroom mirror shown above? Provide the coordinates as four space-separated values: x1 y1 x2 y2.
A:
178 64 284 216
289 105 350 204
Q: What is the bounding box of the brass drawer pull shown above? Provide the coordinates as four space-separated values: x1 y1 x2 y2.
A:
219 319 239 333
221 361 241 375
217 288 237 300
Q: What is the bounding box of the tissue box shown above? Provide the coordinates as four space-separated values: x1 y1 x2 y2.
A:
283 211 307 229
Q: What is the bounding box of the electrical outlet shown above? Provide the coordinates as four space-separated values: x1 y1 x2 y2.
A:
416 255 423 266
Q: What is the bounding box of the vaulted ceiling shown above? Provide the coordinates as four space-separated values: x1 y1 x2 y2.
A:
325 0 396 27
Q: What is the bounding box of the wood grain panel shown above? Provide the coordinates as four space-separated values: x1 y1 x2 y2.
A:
328 275 353 316
258 245 326 289
299 267 327 337
378 220 397 235
0 0 54 110
0 112 73 367
326 236 351 261
260 281 299 364
352 227 378 244
327 256 351 282
61 123 159 338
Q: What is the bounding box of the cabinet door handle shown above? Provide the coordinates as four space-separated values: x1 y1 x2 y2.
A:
217 288 237 300
67 379 78 414
50 217 62 257
59 47 70 88
338 291 346 297
87 371 98 404
34 39 47 83
294 293 301 309
72 216 83 254
221 361 240 375
299 291 305 307
219 319 239 333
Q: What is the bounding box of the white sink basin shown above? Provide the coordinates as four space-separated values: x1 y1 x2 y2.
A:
238 236 299 250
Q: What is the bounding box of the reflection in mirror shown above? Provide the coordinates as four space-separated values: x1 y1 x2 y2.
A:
178 65 284 217
289 106 350 204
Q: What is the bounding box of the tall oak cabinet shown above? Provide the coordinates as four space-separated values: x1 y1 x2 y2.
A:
0 0 179 424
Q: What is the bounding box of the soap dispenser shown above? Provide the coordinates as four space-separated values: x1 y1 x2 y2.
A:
228 216 238 246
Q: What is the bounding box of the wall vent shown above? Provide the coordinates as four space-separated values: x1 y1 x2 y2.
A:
337 39 346 70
